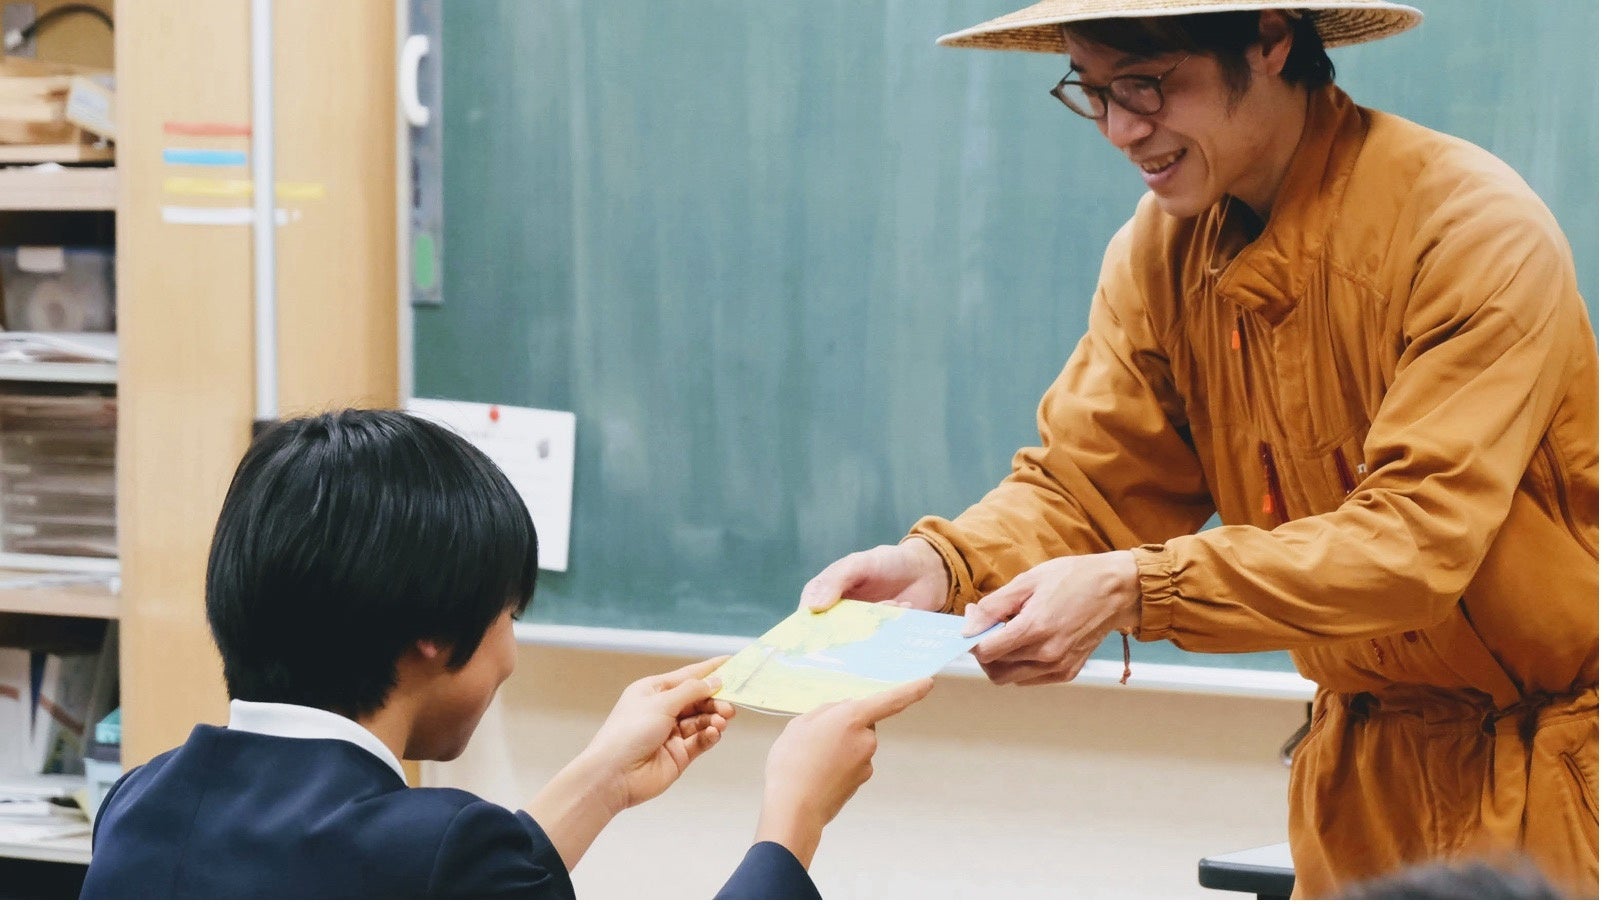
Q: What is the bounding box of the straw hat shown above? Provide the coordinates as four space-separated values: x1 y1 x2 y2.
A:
937 1 1423 53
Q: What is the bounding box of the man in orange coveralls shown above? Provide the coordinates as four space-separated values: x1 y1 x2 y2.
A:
801 0 1597 896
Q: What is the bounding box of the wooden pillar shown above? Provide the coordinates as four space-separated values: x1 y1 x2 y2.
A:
115 0 397 766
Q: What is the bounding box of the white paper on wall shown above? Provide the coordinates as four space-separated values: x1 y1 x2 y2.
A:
407 398 576 572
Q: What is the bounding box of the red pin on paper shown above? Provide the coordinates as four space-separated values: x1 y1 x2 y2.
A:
488 405 500 423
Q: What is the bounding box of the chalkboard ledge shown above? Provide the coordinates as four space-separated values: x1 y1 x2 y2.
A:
512 622 1317 701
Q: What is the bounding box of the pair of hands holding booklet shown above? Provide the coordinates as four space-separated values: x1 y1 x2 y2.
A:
546 587 990 872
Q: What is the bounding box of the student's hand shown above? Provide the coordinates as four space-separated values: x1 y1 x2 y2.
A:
579 656 736 814
800 537 950 613
964 551 1140 685
754 677 935 869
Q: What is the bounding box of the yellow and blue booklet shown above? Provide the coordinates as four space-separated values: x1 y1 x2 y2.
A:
710 599 999 715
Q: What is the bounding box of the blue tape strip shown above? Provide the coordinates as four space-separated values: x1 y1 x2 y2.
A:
162 148 248 167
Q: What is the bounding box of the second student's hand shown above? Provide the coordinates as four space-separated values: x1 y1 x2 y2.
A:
580 655 737 812
754 677 935 869
529 656 734 870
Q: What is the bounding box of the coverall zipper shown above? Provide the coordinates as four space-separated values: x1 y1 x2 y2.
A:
1333 446 1358 495
1259 442 1289 523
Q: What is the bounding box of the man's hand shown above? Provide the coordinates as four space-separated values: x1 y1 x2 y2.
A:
800 537 950 613
755 678 935 868
578 656 736 813
964 551 1140 686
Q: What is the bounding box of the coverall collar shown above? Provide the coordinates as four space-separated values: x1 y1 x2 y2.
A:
1207 84 1368 324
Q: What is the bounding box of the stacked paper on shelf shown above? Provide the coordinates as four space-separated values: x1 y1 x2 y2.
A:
0 331 115 364
0 773 86 800
0 767 91 844
0 798 80 818
0 571 114 591
0 58 114 162
0 387 117 558
0 811 89 845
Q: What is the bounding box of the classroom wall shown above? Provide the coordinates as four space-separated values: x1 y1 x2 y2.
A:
427 645 1305 899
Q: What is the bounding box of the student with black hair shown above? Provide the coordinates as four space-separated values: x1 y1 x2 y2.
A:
1340 854 1564 900
81 408 931 899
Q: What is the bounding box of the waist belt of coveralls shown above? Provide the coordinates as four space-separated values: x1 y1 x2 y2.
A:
1339 685 1595 732
1333 684 1599 840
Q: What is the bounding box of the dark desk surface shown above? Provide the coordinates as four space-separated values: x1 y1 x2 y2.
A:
1199 842 1295 899
0 853 87 898
0 834 90 899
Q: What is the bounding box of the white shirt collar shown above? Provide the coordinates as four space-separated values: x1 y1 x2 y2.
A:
227 699 407 783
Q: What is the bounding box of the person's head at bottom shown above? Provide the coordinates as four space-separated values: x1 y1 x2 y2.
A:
1339 853 1565 900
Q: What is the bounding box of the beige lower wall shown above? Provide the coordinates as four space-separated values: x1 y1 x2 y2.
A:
426 645 1306 899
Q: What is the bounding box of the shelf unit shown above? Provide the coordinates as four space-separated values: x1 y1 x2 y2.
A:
0 102 120 892
0 165 121 583
0 6 119 890
0 570 117 619
0 361 117 384
0 400 121 581
0 167 116 212
0 765 92 865
0 833 91 865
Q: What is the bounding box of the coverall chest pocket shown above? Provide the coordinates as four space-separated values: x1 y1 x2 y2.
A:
1242 269 1383 454
1259 431 1368 523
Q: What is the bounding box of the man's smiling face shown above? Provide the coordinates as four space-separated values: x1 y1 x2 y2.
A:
1062 30 1293 219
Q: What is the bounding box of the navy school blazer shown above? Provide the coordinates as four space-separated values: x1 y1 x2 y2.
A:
81 725 819 899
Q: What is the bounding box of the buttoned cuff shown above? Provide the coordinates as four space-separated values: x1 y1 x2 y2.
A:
1131 543 1179 642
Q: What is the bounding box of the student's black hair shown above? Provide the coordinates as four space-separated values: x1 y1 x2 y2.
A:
1339 856 1563 899
1064 10 1334 98
206 408 538 718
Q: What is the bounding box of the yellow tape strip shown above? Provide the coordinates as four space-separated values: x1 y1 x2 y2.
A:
163 177 326 201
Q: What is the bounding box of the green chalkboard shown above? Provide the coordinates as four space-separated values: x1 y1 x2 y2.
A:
415 0 1598 675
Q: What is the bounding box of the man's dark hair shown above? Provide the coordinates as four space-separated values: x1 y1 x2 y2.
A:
1340 856 1564 899
1064 10 1334 97
206 408 539 718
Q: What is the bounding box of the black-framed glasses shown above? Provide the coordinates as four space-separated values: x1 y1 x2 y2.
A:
1050 55 1191 120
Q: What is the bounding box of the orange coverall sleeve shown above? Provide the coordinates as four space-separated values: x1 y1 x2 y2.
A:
909 219 1215 613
